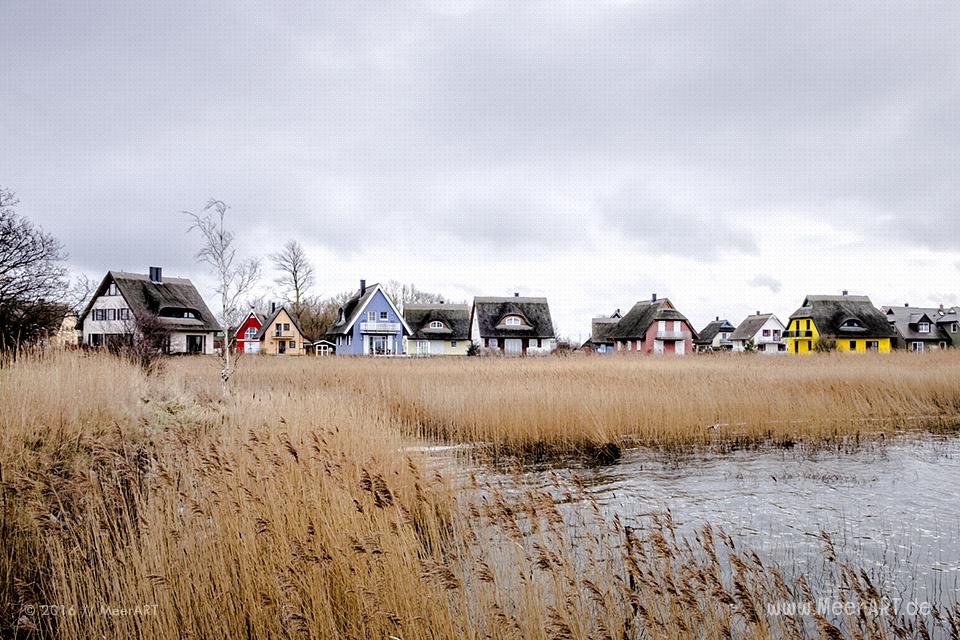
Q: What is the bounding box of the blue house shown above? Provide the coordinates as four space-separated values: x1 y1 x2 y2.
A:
326 280 412 355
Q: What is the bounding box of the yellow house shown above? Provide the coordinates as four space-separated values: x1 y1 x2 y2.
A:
256 305 307 355
785 293 893 354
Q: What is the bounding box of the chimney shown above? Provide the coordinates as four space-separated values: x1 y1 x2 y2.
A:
149 266 162 283
360 279 366 295
271 301 277 313
842 290 848 296
514 292 519 297
904 302 909 307
715 316 719 321
651 293 657 302
756 310 760 316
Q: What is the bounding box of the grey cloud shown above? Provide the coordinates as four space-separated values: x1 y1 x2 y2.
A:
748 274 782 294
600 184 757 260
1 0 959 288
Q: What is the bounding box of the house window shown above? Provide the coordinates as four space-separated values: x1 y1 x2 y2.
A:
107 309 116 321
380 311 388 320
842 320 861 328
367 311 376 322
939 341 947 350
430 321 444 329
866 341 879 351
658 320 666 332
918 322 930 333
244 327 256 340
347 335 352 346
805 320 810 331
416 341 429 354
849 341 857 351
762 329 770 337
89 333 104 346
283 323 290 332
911 341 924 352
505 316 521 326
289 341 296 350
673 320 681 332
106 283 118 296
118 308 130 321
489 338 498 348
450 341 457 347
952 323 958 333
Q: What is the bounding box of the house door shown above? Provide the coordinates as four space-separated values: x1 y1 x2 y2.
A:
186 335 205 354
504 339 522 355
654 340 664 354
675 340 685 355
371 336 387 355
278 340 286 354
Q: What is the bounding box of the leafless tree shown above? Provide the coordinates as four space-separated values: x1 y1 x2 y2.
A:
381 280 446 312
0 187 69 356
116 312 171 374
270 240 314 307
65 273 96 315
185 199 260 389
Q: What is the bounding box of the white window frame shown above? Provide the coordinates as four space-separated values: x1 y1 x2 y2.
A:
367 311 376 322
244 327 257 341
911 341 924 352
504 316 521 326
918 322 930 334
430 321 444 329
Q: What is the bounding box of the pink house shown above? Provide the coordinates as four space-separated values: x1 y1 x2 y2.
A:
608 294 697 355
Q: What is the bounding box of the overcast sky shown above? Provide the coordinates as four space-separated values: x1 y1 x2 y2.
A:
3 1 959 341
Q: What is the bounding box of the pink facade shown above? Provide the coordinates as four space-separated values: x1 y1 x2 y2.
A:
615 319 695 355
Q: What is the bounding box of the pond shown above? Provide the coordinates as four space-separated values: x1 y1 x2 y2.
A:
438 434 960 607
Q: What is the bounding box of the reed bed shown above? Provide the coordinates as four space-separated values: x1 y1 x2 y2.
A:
2 351 958 639
361 351 960 456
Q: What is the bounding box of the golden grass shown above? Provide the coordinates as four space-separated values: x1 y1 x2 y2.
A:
2 351 958 639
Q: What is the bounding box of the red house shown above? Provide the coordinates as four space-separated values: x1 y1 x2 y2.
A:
607 294 698 355
234 311 264 354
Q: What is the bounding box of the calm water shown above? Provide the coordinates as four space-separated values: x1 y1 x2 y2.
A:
435 434 960 604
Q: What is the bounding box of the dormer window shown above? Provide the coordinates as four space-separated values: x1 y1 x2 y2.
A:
429 321 444 329
504 316 522 326
106 283 118 296
841 319 862 328
918 322 930 334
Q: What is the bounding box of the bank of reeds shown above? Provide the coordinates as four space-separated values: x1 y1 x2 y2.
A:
2 351 958 638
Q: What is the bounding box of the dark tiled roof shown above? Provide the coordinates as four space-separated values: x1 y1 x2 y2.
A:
730 314 779 341
881 306 953 342
790 295 895 339
696 319 735 345
472 296 556 339
78 271 219 332
405 304 470 341
327 284 381 336
609 299 694 340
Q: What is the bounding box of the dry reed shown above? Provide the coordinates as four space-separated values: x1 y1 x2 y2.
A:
1 351 957 639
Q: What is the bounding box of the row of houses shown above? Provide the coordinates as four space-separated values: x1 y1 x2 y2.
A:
585 291 959 355
76 267 958 356
77 270 557 356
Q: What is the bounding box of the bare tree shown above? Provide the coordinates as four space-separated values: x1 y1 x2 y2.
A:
65 273 96 315
381 280 446 312
270 240 314 307
185 199 260 389
116 312 171 374
0 187 69 356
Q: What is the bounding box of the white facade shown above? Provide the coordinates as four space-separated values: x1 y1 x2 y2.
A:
82 287 215 355
731 315 787 353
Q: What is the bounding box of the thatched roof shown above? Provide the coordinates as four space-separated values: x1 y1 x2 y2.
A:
696 319 735 344
405 303 471 341
471 296 555 339
790 295 894 339
608 298 695 340
730 314 779 341
78 271 219 332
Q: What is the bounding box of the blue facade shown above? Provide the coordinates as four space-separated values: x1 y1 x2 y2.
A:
336 289 408 355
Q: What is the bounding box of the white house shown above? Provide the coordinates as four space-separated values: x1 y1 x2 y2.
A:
730 312 786 353
470 294 556 355
77 267 219 354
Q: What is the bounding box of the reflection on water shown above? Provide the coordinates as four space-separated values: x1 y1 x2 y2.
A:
439 434 960 603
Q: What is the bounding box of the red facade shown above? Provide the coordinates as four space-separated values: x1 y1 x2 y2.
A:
234 313 263 353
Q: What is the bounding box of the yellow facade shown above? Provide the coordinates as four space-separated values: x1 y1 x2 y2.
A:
261 308 306 356
785 318 891 354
